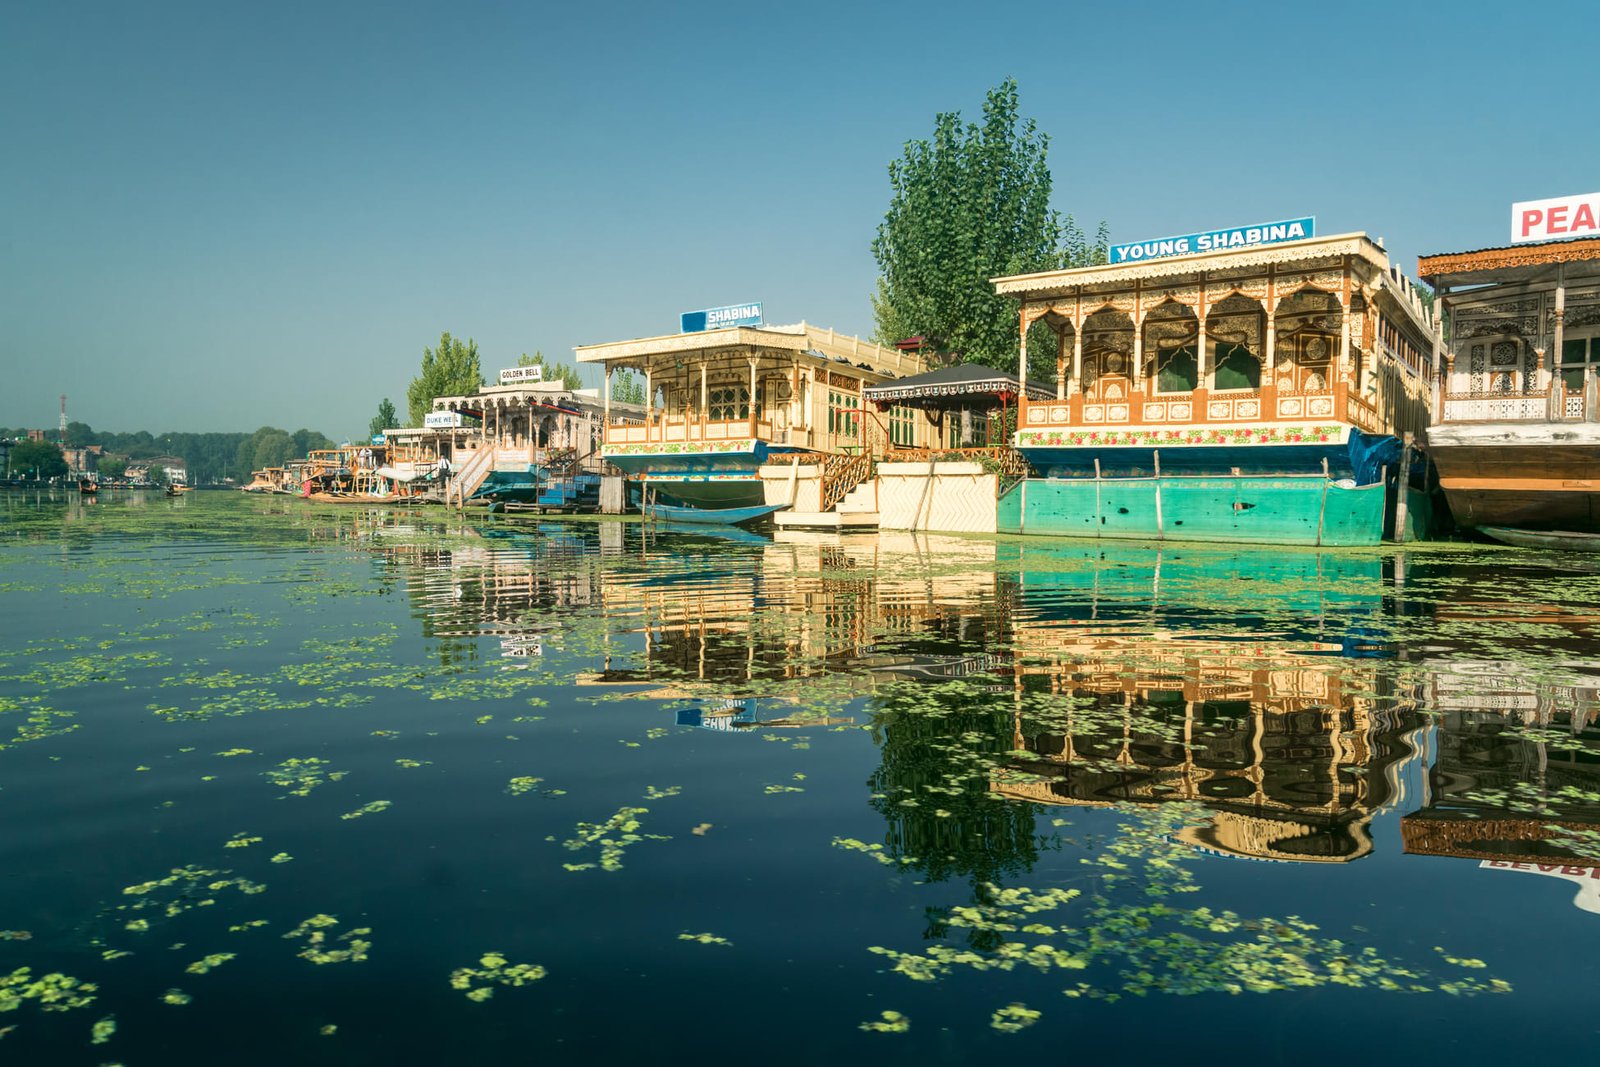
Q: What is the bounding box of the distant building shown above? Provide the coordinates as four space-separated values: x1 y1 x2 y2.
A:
63 445 103 475
125 456 188 485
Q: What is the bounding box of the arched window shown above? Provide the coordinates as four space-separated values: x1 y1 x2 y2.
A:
1155 344 1197 394
1213 344 1261 391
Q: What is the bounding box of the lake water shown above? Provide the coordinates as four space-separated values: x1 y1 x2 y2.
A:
2 490 1597 1063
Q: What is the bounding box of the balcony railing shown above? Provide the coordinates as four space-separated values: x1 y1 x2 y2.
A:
604 415 776 447
1439 383 1588 424
1019 383 1376 433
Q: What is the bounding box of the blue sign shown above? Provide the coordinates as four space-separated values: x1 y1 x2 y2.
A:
370 434 386 445
680 302 763 333
1108 217 1315 265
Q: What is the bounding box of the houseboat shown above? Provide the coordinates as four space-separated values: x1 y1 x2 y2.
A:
426 373 629 509
990 227 1437 545
1418 216 1600 542
574 318 924 521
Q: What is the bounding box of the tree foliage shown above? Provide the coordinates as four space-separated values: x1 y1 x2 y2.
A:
407 332 484 426
9 439 68 480
871 79 1106 372
612 370 645 406
517 351 583 391
369 399 398 440
2 423 337 484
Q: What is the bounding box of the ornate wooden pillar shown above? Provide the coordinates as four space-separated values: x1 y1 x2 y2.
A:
748 355 759 437
1553 264 1567 395
1265 268 1277 378
1056 328 1066 401
1072 314 1084 397
1197 278 1211 393
1018 302 1029 429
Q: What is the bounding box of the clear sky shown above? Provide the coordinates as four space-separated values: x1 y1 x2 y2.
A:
2 0 1590 439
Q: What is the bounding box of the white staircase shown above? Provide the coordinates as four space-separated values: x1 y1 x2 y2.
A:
774 475 879 530
448 447 496 507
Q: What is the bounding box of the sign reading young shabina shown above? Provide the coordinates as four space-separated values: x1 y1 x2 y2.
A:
680 302 762 333
1109 217 1316 265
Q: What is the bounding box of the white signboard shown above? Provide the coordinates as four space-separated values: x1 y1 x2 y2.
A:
1511 191 1600 244
423 411 464 429
498 365 544 385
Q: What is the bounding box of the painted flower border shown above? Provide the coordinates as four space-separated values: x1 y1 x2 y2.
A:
1015 424 1348 449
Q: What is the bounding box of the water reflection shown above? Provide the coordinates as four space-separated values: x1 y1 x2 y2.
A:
373 517 1600 880
10 495 1600 1060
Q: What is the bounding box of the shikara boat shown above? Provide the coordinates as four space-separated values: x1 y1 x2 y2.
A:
1477 525 1600 551
644 501 787 526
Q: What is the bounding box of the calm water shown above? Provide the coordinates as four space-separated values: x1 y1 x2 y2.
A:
2 490 1597 1063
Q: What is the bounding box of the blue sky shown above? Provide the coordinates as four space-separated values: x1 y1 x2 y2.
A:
1 0 1589 437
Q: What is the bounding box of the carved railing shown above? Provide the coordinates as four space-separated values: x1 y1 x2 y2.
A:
875 446 1033 495
603 417 775 446
1438 382 1586 424
820 450 874 512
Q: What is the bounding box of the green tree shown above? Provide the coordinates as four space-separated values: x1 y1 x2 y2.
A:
99 456 128 480
10 439 68 480
407 332 484 426
369 398 398 439
871 78 1105 373
612 370 645 406
252 430 297 471
516 351 583 390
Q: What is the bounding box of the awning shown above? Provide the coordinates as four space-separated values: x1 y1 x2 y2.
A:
863 363 1054 406
375 465 428 483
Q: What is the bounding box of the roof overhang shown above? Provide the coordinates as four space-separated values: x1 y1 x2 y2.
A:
1418 237 1600 289
991 233 1387 298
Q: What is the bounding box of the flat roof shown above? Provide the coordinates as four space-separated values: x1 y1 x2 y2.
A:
574 322 921 379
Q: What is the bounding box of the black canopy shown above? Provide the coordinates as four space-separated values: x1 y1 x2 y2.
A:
863 363 1054 408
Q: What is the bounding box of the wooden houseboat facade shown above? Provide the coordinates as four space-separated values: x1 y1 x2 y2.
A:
427 379 627 508
991 233 1437 545
1418 236 1600 538
576 323 925 516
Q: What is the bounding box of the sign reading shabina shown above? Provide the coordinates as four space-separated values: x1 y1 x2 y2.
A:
1108 217 1314 264
680 302 762 333
498 365 544 385
1511 191 1600 244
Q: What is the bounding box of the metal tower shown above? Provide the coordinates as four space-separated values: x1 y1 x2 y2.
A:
59 394 67 446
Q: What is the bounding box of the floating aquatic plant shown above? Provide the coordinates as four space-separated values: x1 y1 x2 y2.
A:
553 805 668 873
263 758 345 798
184 953 236 975
990 1003 1041 1032
0 968 98 1013
677 932 731 946
448 952 547 1001
858 1010 909 1033
282 916 370 965
339 801 392 820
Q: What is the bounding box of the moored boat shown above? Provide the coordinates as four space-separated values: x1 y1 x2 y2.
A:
1419 226 1600 535
991 227 1437 545
575 317 925 521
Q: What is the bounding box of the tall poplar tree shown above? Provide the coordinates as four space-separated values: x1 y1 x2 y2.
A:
406 333 484 426
871 79 1106 372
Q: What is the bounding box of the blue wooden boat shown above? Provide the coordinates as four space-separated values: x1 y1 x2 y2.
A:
645 502 786 526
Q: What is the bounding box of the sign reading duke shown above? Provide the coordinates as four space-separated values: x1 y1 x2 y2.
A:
1109 217 1315 265
681 302 763 333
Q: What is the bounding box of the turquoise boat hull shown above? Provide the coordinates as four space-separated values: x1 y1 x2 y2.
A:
998 474 1388 546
